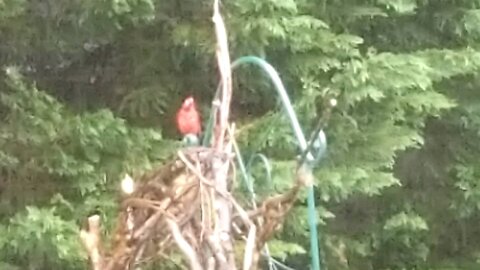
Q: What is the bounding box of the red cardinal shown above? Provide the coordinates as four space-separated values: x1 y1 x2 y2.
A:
176 96 202 136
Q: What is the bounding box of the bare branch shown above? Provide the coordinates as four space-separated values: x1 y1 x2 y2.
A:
166 218 203 270
212 0 233 149
80 215 104 270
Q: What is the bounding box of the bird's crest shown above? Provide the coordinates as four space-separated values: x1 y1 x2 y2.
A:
182 96 195 109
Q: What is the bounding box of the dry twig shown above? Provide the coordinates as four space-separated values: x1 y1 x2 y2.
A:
80 215 104 270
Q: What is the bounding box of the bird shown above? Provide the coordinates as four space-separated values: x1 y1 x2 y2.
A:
176 96 202 145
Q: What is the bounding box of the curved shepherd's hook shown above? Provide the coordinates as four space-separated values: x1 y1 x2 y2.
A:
201 56 326 270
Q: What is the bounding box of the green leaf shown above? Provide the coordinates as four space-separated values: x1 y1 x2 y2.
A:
377 0 417 14
267 239 306 260
384 212 428 231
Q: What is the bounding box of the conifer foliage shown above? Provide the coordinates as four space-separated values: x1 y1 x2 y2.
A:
1 0 480 269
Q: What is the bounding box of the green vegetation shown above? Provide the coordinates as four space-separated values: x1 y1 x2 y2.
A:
1 0 480 269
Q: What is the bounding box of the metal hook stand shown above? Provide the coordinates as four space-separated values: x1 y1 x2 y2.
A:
203 56 330 270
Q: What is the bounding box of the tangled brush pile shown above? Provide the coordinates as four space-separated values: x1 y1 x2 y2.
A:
81 146 312 270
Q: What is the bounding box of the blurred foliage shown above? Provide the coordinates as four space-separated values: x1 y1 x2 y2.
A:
1 0 480 269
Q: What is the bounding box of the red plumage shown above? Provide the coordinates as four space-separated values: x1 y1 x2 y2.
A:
176 96 202 136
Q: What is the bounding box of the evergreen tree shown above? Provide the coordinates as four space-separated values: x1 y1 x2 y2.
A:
1 0 480 269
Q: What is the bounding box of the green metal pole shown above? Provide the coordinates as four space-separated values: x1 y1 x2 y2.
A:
231 56 322 270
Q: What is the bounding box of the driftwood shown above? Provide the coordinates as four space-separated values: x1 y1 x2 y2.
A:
80 147 312 270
